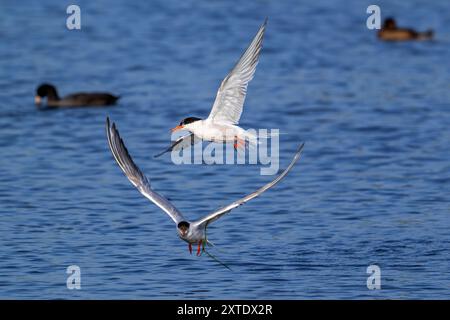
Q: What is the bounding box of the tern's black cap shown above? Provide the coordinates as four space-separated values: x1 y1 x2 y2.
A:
177 221 190 229
180 117 201 126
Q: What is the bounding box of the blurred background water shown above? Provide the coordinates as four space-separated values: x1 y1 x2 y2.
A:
0 0 449 299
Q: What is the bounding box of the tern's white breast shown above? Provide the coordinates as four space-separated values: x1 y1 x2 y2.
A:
188 120 244 142
180 225 205 243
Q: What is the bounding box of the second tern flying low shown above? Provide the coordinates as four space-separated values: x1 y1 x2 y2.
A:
106 117 304 256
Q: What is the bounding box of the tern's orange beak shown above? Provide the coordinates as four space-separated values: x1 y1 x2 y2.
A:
171 125 184 133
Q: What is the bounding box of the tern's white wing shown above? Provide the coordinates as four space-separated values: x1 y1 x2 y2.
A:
207 18 267 125
193 143 304 227
106 117 185 224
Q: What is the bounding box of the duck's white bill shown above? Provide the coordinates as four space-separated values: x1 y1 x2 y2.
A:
34 96 41 105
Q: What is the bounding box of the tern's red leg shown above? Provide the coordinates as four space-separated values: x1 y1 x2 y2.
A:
233 136 239 151
189 243 192 254
234 137 245 151
196 241 202 256
238 138 245 150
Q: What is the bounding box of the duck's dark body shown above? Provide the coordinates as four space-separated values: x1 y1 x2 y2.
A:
35 83 119 108
378 18 433 41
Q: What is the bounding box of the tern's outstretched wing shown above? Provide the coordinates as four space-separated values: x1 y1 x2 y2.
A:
106 117 185 224
193 143 304 227
207 18 267 125
154 133 200 158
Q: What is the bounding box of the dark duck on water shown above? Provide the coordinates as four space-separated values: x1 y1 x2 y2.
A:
378 17 433 41
35 83 120 108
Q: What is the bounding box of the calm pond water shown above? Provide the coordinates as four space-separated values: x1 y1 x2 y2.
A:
0 0 449 299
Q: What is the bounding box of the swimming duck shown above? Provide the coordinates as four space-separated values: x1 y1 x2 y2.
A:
378 18 433 41
35 83 120 107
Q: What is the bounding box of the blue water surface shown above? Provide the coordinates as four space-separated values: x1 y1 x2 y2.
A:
0 0 449 299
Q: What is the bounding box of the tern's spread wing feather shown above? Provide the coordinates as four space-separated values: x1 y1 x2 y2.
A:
194 143 304 227
207 18 267 125
154 133 200 158
106 117 185 224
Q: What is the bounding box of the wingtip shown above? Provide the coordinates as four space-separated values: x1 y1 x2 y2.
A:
108 119 119 139
261 17 268 29
106 117 111 137
293 142 305 160
154 147 170 158
297 142 305 154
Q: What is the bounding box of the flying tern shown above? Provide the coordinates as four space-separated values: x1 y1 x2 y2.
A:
169 18 268 153
107 117 304 256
